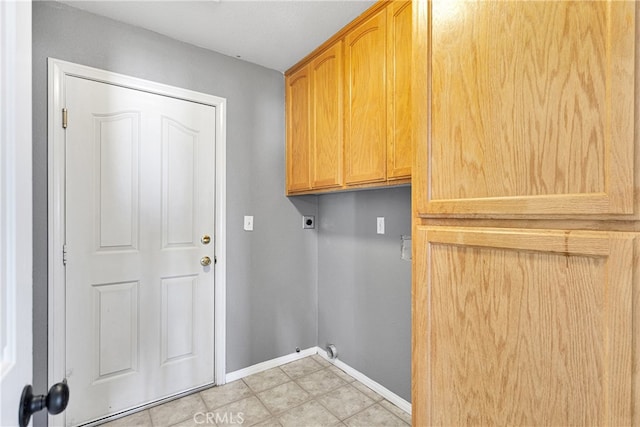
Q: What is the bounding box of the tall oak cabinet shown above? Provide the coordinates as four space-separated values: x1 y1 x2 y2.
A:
412 1 639 425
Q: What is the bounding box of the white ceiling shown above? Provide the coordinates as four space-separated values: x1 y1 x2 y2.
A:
55 0 376 72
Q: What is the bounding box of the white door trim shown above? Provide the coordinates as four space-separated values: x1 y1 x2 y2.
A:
47 58 227 425
0 1 32 425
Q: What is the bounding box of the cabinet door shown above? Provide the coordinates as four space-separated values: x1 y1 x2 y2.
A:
344 8 387 185
387 0 412 180
419 1 635 216
285 66 311 193
413 226 637 426
311 42 343 189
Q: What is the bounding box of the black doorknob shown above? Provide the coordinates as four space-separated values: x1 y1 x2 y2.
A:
19 380 70 427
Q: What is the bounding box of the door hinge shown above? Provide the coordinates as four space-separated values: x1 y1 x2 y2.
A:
62 244 68 265
62 108 68 129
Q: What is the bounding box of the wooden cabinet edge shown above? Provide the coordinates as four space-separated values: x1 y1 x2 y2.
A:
286 178 410 196
414 217 640 233
417 212 640 222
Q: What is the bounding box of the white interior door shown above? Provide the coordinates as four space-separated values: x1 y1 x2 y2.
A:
0 1 33 426
64 75 216 425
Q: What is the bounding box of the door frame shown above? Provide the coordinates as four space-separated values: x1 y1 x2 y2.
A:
47 58 227 425
0 1 32 425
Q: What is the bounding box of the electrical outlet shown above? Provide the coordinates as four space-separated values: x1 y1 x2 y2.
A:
302 215 315 229
377 217 385 234
244 215 254 231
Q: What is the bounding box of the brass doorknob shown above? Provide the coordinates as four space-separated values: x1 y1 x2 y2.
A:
200 256 212 266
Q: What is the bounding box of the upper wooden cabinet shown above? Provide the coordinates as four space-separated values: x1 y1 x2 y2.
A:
386 1 412 180
344 8 387 185
310 42 343 189
286 43 343 195
415 0 636 217
285 0 412 195
285 66 311 192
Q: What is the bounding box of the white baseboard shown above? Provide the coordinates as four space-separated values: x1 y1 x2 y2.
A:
225 346 411 416
315 347 412 415
225 347 317 383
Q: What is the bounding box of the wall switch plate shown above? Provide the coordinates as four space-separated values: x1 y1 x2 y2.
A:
377 217 385 234
302 215 315 229
244 215 254 231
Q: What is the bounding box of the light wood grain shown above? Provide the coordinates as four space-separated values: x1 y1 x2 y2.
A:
423 0 635 216
412 0 430 221
412 2 639 426
411 220 430 427
411 5 431 424
311 42 343 189
416 217 640 233
286 0 414 196
415 226 636 426
387 0 412 180
633 234 640 426
285 66 311 193
344 7 387 185
285 179 410 197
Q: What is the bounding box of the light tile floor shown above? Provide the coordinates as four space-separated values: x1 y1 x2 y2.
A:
101 355 410 427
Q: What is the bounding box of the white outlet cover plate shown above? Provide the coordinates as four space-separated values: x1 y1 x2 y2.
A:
244 215 254 231
377 217 385 234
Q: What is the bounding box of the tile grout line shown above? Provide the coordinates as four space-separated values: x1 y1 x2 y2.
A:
344 401 409 426
249 363 349 423
103 356 409 427
311 384 378 422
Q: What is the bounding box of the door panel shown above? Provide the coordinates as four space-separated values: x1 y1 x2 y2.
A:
413 225 637 425
345 8 387 184
286 67 311 193
162 118 198 247
161 276 196 364
65 76 215 425
311 42 343 189
93 281 139 381
95 112 139 250
387 0 412 180
422 0 635 216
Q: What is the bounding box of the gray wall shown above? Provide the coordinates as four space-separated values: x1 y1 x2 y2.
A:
32 2 318 416
318 187 412 401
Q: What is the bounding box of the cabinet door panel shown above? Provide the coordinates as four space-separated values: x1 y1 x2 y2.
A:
423 1 635 216
345 9 387 185
387 0 412 180
413 226 637 426
311 42 343 189
285 67 311 193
